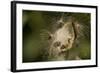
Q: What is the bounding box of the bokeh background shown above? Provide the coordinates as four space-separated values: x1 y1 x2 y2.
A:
22 10 91 63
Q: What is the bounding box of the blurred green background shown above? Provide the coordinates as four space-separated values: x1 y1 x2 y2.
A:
22 10 91 63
